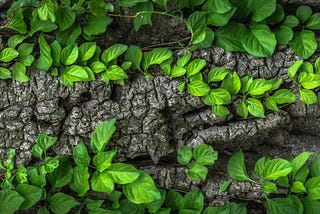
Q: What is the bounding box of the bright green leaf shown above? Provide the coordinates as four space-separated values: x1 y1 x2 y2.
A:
227 150 252 182
12 62 29 82
69 165 90 196
106 163 140 184
187 80 210 97
221 72 241 95
0 48 19 62
193 144 218 165
143 48 172 71
247 98 265 118
188 163 208 181
73 142 90 166
299 89 318 104
90 119 116 153
101 44 128 65
35 35 52 71
91 171 114 192
208 67 230 82
262 181 279 194
305 177 320 200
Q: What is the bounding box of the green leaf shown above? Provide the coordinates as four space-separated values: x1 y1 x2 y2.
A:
119 199 144 214
125 45 142 71
205 8 237 27
43 157 59 173
123 172 161 204
79 42 96 62
271 89 296 104
289 30 317 59
8 17 27 34
177 53 192 67
47 157 73 189
202 0 233 13
220 180 232 192
302 198 320 214
56 25 81 47
266 196 302 214
108 191 122 209
0 48 19 62
221 72 241 95
247 98 264 118
203 88 232 105
299 73 320 89
69 165 90 196
265 97 279 111
56 5 75 31
15 184 43 209
143 48 172 71
91 61 106 73
306 13 320 30
49 193 80 214
251 0 276 22
177 145 192 165
192 28 206 45
38 0 56 22
147 189 166 213
306 177 320 200
102 65 128 83
29 18 58 36
256 157 292 180
227 150 252 182
8 35 28 49
237 100 249 119
50 40 61 66
212 105 230 118
178 81 186 93
187 163 208 181
93 151 116 172
106 163 140 184
90 119 116 153
266 4 284 24
165 190 184 211
91 171 114 192
295 165 309 183
299 89 318 104
290 152 314 176
203 203 246 214
0 190 25 214
170 66 186 78
73 142 90 166
31 144 43 159
290 181 306 193
61 65 89 86
133 2 154 31
90 0 107 16
187 11 207 31
242 24 276 57
275 25 293 45
208 67 230 82
241 76 254 93
186 59 206 78
152 0 167 9
262 182 279 194
35 35 52 71
195 27 215 49
296 5 312 23
192 144 218 166
178 0 205 9
248 79 273 96
311 155 320 177
83 15 113 36
12 62 30 82
60 44 79 66
101 44 128 65
0 67 11 79
182 189 204 211
187 80 210 97
288 60 303 80
283 15 299 28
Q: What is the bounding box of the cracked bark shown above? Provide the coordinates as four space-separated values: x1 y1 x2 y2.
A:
1 1 320 213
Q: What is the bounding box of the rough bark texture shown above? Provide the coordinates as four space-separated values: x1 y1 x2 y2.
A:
1 0 320 213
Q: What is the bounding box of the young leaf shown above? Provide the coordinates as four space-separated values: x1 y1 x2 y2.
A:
227 150 252 182
306 13 320 30
178 81 186 93
0 48 19 62
299 89 318 104
90 119 116 153
266 4 284 24
8 17 27 34
15 184 43 209
106 163 140 184
262 182 279 194
288 60 303 80
61 65 89 86
36 133 57 153
221 72 241 95
187 163 208 181
73 142 90 166
177 53 192 67
38 0 56 22
0 67 11 79
296 5 312 23
182 189 204 211
143 48 172 71
0 190 25 214
177 145 192 165
8 35 28 49
220 180 232 192
47 157 73 189
123 172 161 204
192 28 206 45
282 15 299 28
290 152 314 176
208 67 230 82
271 89 296 104
69 165 90 196
237 100 249 119
93 151 116 172
12 62 29 82
170 66 186 78
212 105 230 118
306 177 320 200
60 44 79 66
299 73 320 89
291 181 306 193
265 97 279 111
203 89 232 105
102 65 128 83
101 44 128 65
195 27 215 49
79 42 96 62
91 61 106 73
187 80 210 97
49 193 80 214
275 25 293 45
289 30 317 59
186 59 206 78
35 35 52 71
193 144 218 165
311 155 320 177
248 79 273 96
242 24 276 57
91 171 114 192
125 45 142 71
251 0 276 22
147 189 166 213
56 5 75 31
247 98 265 118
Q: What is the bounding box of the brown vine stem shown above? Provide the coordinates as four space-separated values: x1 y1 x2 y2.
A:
141 37 191 51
